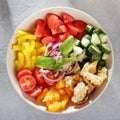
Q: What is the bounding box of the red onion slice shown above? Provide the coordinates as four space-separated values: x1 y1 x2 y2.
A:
55 52 62 61
52 42 62 50
39 69 50 73
54 72 59 78
49 50 60 56
41 72 65 85
44 42 53 56
64 61 78 75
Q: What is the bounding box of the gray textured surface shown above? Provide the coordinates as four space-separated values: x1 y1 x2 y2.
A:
0 0 120 120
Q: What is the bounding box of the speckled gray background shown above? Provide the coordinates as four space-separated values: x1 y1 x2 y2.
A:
0 0 120 120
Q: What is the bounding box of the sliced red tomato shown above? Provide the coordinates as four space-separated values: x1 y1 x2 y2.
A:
76 29 87 39
65 22 79 36
41 36 57 46
59 24 67 33
59 32 69 42
47 14 63 34
33 68 47 87
47 13 63 29
34 19 45 38
19 75 36 92
43 26 51 37
17 69 32 80
46 13 56 22
62 12 75 23
50 28 62 35
27 86 42 97
72 20 87 33
53 33 61 42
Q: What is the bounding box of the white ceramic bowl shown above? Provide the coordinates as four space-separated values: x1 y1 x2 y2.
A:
6 7 114 114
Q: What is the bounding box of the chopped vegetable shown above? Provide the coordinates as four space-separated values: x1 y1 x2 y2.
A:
60 35 75 56
34 56 56 69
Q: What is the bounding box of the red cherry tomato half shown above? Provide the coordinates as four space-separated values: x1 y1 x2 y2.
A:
19 75 36 92
33 68 47 87
62 12 75 23
27 86 42 98
41 36 57 46
17 69 32 80
34 19 45 38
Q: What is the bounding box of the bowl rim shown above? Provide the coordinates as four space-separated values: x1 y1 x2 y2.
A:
6 6 114 114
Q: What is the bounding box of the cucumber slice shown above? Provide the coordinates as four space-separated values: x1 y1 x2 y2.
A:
74 39 81 46
73 46 83 56
102 53 109 60
93 28 103 35
88 45 101 55
99 43 111 54
81 34 91 47
78 61 86 69
91 33 101 46
86 24 94 33
83 34 91 40
99 33 109 43
97 60 106 69
84 55 91 62
92 54 101 61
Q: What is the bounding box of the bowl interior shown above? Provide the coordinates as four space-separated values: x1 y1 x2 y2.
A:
6 7 113 114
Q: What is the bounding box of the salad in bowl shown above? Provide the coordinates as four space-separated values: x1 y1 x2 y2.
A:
6 7 113 113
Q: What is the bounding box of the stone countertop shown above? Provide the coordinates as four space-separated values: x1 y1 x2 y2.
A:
0 0 120 120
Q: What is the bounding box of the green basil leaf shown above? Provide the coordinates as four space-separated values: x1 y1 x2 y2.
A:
54 58 64 72
34 56 56 68
54 63 63 72
60 35 75 56
54 57 76 72
64 57 76 62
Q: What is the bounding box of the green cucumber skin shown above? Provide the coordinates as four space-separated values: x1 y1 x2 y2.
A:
88 45 101 55
93 28 103 35
91 55 101 61
99 44 111 54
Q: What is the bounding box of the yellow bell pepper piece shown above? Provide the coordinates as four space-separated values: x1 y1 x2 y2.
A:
13 29 46 71
37 46 46 55
23 50 31 68
12 45 22 51
15 52 24 71
16 29 28 35
35 41 42 49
